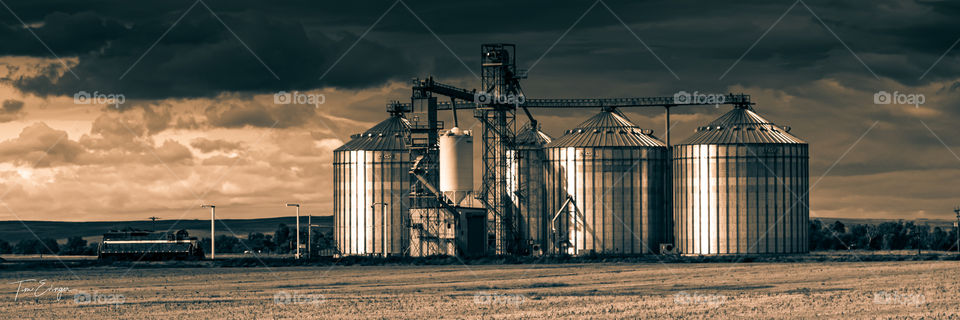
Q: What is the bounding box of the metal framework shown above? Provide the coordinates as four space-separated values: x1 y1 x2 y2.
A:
392 43 754 255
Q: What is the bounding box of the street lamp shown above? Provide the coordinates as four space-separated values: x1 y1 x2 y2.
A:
287 203 300 259
201 205 215 260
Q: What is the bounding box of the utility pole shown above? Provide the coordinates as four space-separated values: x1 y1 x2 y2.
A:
916 224 922 256
149 216 158 230
201 205 215 259
287 204 301 259
954 207 960 254
307 213 312 259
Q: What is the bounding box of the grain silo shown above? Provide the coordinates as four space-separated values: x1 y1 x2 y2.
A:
507 123 553 255
545 108 668 255
673 106 808 255
333 112 411 256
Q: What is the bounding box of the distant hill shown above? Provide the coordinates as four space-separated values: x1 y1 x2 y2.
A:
0 216 332 244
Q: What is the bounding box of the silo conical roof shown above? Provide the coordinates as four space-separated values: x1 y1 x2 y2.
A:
680 107 805 145
335 115 411 151
515 123 552 148
546 109 665 148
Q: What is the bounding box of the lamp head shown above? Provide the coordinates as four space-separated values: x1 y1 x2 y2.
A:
286 203 300 207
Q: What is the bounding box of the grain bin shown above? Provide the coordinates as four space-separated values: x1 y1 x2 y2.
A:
545 108 668 255
333 113 411 256
673 106 808 255
507 123 553 255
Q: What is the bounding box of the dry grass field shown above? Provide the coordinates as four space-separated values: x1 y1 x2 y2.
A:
1 260 958 319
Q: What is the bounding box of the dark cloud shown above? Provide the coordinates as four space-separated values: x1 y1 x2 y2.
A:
204 100 319 129
0 99 25 122
3 0 960 98
190 137 243 153
6 8 417 99
205 103 275 128
128 103 175 134
0 11 126 57
3 99 24 113
154 139 193 164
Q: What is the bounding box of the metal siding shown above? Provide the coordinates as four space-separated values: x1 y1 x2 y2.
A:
717 146 727 254
333 115 411 257
673 142 809 255
634 150 643 253
545 146 666 255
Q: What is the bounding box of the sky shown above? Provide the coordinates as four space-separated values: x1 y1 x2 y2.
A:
0 0 957 221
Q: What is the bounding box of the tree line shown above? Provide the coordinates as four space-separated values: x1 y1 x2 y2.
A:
809 219 958 251
0 224 334 256
1 221 957 255
0 236 97 255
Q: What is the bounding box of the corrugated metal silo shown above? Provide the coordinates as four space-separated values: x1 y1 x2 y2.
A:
333 114 411 256
673 106 808 255
508 123 553 255
545 108 668 255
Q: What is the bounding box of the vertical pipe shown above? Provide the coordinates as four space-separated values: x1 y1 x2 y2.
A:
664 106 670 252
450 97 459 128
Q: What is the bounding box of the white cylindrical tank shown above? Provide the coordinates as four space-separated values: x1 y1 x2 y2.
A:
439 127 473 205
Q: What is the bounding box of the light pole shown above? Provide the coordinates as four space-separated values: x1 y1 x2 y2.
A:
201 205 215 260
287 203 300 259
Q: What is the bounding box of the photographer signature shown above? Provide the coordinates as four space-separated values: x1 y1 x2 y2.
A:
9 279 70 301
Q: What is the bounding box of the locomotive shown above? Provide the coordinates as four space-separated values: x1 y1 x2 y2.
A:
98 229 205 261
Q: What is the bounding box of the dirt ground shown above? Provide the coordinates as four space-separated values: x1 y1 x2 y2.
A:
1 260 957 319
